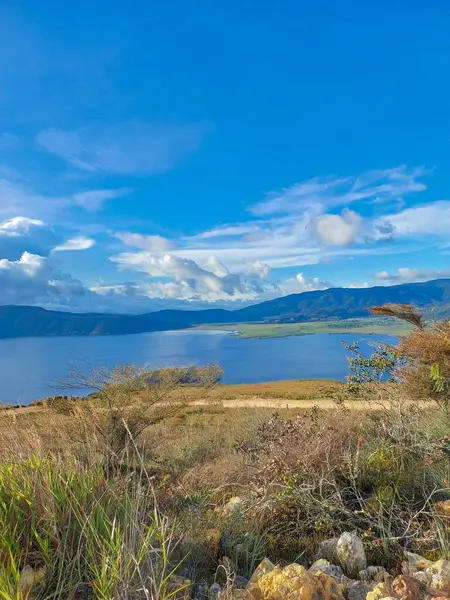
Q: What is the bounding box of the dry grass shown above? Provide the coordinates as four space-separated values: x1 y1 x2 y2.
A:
3 308 450 597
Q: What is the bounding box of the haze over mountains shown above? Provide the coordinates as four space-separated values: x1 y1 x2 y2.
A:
1 278 450 339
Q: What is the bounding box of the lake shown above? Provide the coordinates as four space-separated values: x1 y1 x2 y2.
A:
0 330 396 404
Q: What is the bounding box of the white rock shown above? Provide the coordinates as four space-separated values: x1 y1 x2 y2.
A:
426 559 450 591
336 532 367 577
411 571 432 585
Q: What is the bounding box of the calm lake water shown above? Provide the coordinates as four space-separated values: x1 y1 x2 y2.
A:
0 330 396 404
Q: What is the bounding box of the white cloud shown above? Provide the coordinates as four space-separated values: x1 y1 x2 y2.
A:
314 209 362 246
53 236 95 252
280 273 332 295
251 165 427 216
0 252 86 306
0 175 132 220
175 166 429 271
203 256 229 278
73 188 133 211
0 216 60 260
378 201 450 238
37 121 210 176
374 267 450 285
244 261 271 279
114 232 175 252
0 216 44 236
110 251 272 302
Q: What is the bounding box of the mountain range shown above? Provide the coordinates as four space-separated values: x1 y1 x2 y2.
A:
1 278 450 339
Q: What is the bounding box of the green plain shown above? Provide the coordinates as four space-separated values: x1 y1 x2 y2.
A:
196 317 411 338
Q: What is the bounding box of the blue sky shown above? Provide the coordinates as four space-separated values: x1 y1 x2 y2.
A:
1 0 450 312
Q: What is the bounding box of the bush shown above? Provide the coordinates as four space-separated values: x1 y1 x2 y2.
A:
58 363 223 465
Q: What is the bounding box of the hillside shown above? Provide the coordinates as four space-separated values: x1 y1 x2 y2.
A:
0 278 449 339
235 278 450 322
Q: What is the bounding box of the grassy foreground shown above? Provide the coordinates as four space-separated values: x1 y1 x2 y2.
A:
196 317 411 338
2 307 450 599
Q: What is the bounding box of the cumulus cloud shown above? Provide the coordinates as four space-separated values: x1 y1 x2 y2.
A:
53 236 95 252
0 252 86 306
37 121 210 176
0 216 44 236
377 201 450 238
280 273 332 295
244 261 271 279
0 216 60 260
314 209 362 246
110 251 273 302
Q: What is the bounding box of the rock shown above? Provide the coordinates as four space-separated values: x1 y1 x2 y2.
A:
358 567 388 583
309 559 345 582
247 558 276 600
412 571 432 586
317 538 340 563
426 560 450 592
310 559 332 572
167 575 193 600
345 581 375 600
221 496 244 517
404 551 433 571
336 533 367 578
236 576 249 589
391 575 421 600
254 564 345 600
209 583 222 600
365 582 392 600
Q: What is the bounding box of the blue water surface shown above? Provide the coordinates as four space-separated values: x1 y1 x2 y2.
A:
0 330 396 404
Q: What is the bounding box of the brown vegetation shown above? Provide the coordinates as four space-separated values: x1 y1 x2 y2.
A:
1 304 450 598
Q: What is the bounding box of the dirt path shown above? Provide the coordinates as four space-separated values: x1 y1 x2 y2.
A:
5 396 372 414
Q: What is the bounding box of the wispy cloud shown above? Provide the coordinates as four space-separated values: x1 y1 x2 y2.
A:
374 267 450 285
73 188 133 211
105 165 435 303
37 121 211 176
53 236 95 252
251 165 427 216
114 232 175 252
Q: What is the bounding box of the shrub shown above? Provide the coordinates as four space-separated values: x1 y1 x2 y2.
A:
58 363 223 466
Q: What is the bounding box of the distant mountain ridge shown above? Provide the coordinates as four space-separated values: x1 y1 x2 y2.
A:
1 278 450 339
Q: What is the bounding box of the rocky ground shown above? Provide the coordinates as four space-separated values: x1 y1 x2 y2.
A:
166 528 450 600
